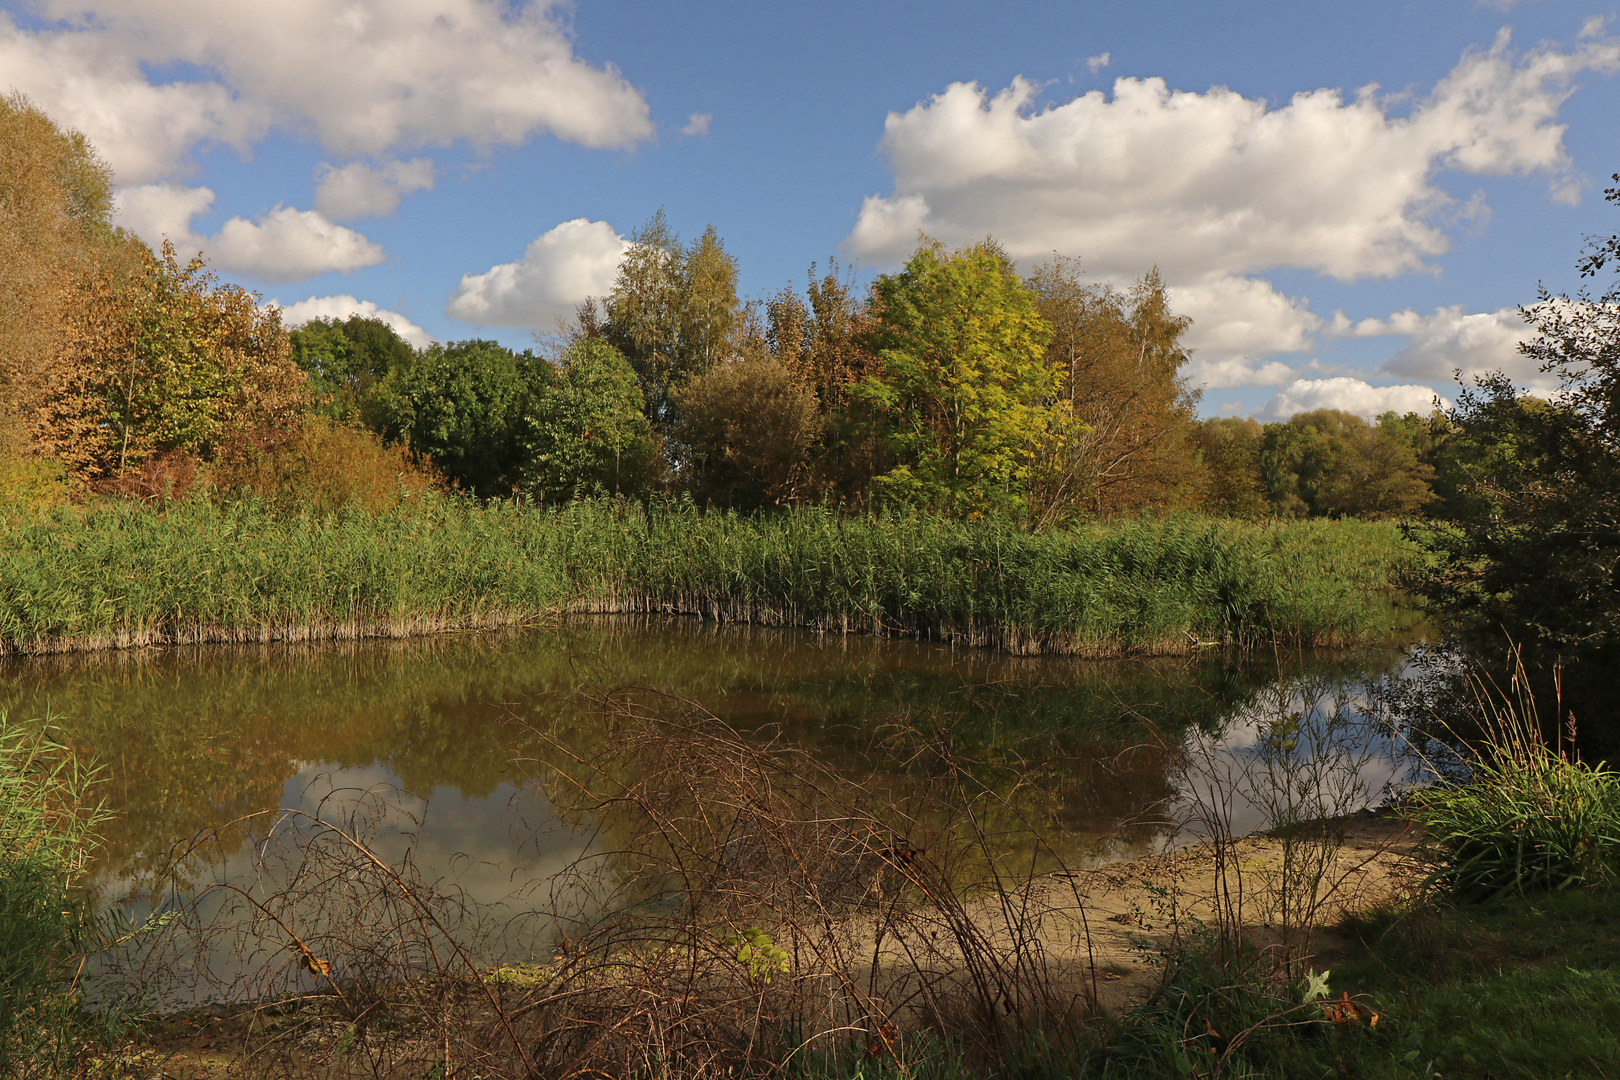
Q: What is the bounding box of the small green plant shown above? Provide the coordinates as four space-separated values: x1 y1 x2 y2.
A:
720 926 790 984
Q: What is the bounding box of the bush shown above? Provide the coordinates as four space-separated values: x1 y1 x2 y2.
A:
0 455 72 521
212 416 441 515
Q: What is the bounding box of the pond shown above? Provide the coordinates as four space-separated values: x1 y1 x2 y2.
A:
1 617 1428 903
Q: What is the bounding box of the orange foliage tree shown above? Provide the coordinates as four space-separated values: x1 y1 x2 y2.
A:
39 242 308 486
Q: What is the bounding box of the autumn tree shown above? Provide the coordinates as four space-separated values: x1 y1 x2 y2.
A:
39 241 307 484
674 352 822 510
764 260 884 501
0 91 133 460
1025 258 1202 523
854 239 1056 517
599 211 740 426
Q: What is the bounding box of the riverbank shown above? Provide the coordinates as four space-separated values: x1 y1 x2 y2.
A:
114 810 1620 1080
0 497 1412 658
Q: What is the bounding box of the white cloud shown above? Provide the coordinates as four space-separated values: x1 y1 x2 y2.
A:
2 1 653 183
115 183 386 283
114 183 219 249
0 13 270 185
314 159 435 220
1254 378 1451 421
1172 276 1322 388
275 295 433 350
1186 356 1300 391
682 112 713 137
1336 304 1545 390
446 218 630 329
847 31 1620 278
1086 52 1111 73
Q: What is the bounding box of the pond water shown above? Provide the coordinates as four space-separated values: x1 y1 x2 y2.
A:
1 617 1427 903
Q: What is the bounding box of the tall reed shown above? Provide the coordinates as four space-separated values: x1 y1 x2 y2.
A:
0 497 1410 658
0 715 111 1077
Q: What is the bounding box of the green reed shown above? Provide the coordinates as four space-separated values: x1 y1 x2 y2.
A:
0 715 111 1076
0 497 1411 656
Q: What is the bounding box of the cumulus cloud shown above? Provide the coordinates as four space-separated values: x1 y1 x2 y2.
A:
116 183 386 283
275 294 433 349
1172 276 1322 389
847 31 1619 278
446 219 630 329
0 13 270 185
1086 52 1111 73
1254 378 1451 421
2 1 653 184
682 112 713 137
1333 304 1544 390
314 159 436 219
115 183 220 249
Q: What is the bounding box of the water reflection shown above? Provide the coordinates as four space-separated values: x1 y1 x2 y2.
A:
0 617 1416 897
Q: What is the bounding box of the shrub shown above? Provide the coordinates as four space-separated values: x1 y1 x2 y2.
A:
0 454 72 521
212 416 441 514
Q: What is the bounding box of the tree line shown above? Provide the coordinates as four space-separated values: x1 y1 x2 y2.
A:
0 90 1482 528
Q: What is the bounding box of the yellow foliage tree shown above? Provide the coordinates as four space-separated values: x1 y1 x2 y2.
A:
1025 258 1202 523
0 91 128 459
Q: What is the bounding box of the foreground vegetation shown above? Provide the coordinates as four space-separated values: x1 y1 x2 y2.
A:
6 658 1617 1080
0 499 1407 657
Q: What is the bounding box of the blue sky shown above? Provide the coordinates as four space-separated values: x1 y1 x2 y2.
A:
5 0 1618 418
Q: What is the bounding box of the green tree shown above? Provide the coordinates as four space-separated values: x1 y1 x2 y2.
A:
853 239 1057 517
601 211 739 426
522 338 656 502
1195 417 1269 518
1259 410 1433 519
375 340 545 497
288 314 416 424
1416 176 1620 742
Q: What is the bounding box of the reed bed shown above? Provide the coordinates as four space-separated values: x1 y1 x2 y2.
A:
0 498 1410 657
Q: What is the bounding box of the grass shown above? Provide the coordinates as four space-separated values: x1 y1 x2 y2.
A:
0 714 114 1078
1314 888 1620 1079
1405 677 1620 901
0 496 1413 657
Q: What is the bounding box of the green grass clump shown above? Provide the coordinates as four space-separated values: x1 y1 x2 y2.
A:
1412 750 1620 901
0 497 1411 657
0 715 108 1076
1406 674 1620 902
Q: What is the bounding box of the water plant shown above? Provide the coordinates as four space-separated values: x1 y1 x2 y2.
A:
0 496 1412 658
